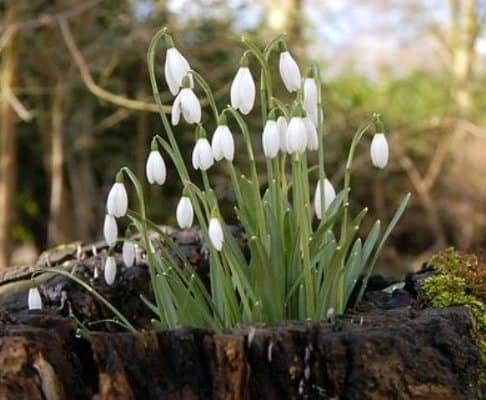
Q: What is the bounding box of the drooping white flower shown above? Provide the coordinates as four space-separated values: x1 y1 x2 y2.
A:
262 120 280 159
211 125 235 161
276 116 288 152
122 240 136 267
176 196 194 229
28 287 42 310
146 150 167 185
172 86 201 125
279 51 301 92
230 67 255 115
286 117 307 154
208 218 224 251
106 182 128 218
103 214 118 247
192 138 214 171
303 78 318 124
314 179 336 220
370 133 389 169
104 256 117 286
164 47 190 96
303 117 319 151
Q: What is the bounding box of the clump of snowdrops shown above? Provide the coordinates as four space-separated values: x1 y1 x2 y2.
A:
31 28 409 332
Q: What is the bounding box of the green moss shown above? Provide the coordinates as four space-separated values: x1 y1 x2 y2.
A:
423 248 485 388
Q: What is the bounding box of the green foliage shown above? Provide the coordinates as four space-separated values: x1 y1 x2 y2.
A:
423 248 486 385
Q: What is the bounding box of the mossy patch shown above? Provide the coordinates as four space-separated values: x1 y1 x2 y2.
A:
423 247 485 387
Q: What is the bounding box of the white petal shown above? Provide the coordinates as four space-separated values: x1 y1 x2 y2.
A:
180 88 201 124
262 120 280 159
165 48 190 96
370 133 389 168
171 92 182 125
287 117 307 154
238 68 255 114
106 182 128 218
314 179 336 220
122 241 136 267
279 51 301 92
209 218 224 251
277 116 288 152
197 138 214 170
176 196 194 229
192 140 201 170
221 126 235 161
104 256 117 286
103 214 118 247
146 151 166 185
28 287 42 310
303 78 318 117
304 117 319 151
211 126 225 161
230 69 242 110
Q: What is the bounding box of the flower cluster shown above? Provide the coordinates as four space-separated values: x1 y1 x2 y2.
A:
33 29 407 332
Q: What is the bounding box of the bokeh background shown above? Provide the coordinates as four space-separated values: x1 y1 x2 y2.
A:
0 0 485 269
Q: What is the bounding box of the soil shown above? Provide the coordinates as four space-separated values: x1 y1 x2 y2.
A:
0 228 482 399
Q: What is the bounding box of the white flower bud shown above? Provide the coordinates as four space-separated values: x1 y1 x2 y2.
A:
176 196 194 229
165 47 191 96
276 116 288 152
314 179 336 220
211 125 235 161
279 51 301 92
192 138 214 171
286 117 307 154
230 67 255 115
303 78 318 123
146 150 167 185
122 240 136 267
106 182 128 218
172 87 201 125
208 218 224 251
262 120 280 159
28 287 42 310
370 133 389 169
303 117 319 151
104 256 117 286
103 214 118 247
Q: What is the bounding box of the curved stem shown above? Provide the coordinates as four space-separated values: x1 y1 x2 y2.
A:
191 69 219 123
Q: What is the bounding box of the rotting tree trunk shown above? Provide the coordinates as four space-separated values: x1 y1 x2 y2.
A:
0 5 18 269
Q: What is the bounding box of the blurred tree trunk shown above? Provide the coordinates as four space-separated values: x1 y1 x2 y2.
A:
449 0 479 116
264 0 303 48
47 82 74 246
0 5 18 268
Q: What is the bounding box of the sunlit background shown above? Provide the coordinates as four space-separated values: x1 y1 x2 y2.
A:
1 0 485 269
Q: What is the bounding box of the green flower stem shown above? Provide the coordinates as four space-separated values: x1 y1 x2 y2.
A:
226 160 243 207
190 69 219 123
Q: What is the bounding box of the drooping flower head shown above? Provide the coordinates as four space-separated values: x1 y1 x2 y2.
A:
164 36 191 96
172 74 201 125
103 214 118 247
192 137 214 171
106 172 128 218
314 178 337 220
279 45 301 92
28 286 42 310
104 255 117 286
146 140 167 185
262 119 280 159
209 217 224 251
211 116 235 162
176 196 194 229
370 133 389 169
230 54 256 115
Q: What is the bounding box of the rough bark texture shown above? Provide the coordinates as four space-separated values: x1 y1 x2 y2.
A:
0 230 482 399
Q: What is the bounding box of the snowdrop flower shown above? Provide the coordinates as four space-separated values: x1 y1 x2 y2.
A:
103 214 118 247
146 150 167 185
28 287 42 310
106 179 128 218
104 256 117 286
262 120 280 159
122 240 136 267
303 78 318 124
209 218 224 251
370 133 389 169
164 44 191 96
314 179 336 220
303 117 319 151
230 64 255 115
211 125 235 161
192 138 214 171
276 116 288 152
172 76 201 125
176 196 194 229
286 117 307 154
279 51 301 92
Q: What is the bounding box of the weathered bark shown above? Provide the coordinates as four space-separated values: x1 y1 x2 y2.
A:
0 4 18 268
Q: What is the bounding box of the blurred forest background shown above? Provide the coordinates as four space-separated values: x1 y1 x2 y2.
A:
0 0 485 269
